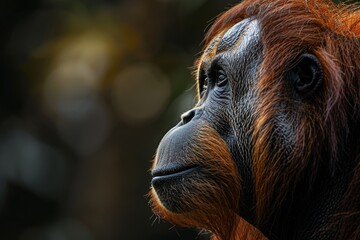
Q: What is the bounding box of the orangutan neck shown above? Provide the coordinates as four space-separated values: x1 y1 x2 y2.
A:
211 215 268 240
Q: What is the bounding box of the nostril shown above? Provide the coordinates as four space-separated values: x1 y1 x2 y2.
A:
181 110 195 124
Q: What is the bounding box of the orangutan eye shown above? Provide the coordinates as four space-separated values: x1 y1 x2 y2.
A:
203 77 209 91
199 68 209 97
215 69 228 87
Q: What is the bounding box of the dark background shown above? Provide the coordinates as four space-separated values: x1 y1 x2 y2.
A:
0 0 353 240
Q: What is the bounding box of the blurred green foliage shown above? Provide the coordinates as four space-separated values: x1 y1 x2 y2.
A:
0 0 239 240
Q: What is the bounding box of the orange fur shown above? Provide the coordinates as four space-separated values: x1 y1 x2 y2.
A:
151 0 360 239
150 125 243 239
203 0 360 237
211 216 268 240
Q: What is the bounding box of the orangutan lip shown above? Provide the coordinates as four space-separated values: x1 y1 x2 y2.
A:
151 165 200 180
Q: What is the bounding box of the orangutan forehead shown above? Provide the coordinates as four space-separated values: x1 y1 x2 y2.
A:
202 18 260 62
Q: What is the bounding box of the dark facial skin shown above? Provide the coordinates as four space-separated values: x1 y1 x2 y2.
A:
151 18 262 218
150 17 324 239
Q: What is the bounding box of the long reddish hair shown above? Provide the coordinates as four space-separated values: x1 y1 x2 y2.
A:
203 0 360 238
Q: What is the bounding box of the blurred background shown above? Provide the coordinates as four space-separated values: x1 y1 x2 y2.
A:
0 0 240 239
0 0 352 239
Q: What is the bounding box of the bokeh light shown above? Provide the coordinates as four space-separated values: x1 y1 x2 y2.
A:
0 0 239 239
111 64 171 124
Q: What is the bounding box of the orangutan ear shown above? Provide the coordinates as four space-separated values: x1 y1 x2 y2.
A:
289 53 323 99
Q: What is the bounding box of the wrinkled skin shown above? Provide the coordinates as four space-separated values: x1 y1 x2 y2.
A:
152 17 261 220
150 17 335 240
